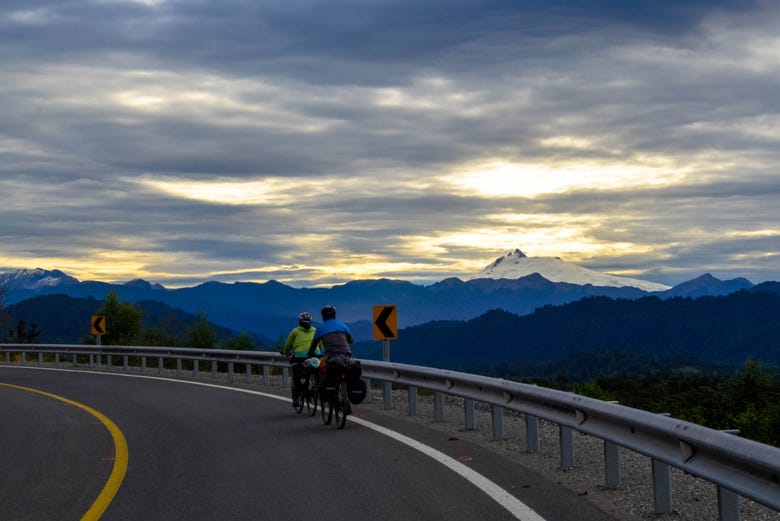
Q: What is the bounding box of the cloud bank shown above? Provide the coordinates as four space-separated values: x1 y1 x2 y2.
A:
1 0 778 287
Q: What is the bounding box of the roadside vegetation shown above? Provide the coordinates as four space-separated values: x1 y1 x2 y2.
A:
557 359 780 447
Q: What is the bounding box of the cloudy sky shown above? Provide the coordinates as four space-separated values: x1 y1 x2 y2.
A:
1 0 778 288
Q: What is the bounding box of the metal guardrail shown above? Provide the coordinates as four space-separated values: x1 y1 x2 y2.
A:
2 343 779 520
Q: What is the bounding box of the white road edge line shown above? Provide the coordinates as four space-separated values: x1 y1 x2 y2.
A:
2 366 546 521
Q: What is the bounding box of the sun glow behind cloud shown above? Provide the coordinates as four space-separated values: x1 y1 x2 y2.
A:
442 158 688 198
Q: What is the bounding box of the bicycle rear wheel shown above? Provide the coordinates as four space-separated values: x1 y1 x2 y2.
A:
321 385 333 425
321 398 333 424
334 381 348 429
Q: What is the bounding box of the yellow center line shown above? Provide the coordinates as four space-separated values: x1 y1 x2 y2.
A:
0 383 128 521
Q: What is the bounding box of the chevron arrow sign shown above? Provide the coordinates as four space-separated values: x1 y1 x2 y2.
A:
372 305 398 340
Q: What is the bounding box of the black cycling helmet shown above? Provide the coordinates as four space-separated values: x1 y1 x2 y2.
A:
298 312 312 327
320 305 336 320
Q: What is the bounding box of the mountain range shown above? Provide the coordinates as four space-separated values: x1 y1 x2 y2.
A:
0 251 764 342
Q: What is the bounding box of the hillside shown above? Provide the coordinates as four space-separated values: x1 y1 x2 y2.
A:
1 294 272 347
351 289 780 379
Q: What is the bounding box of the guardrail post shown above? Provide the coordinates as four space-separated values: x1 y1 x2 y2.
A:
141 356 146 372
245 363 251 384
124 355 129 371
107 354 113 370
364 378 372 403
560 425 575 469
464 398 476 430
267 366 274 386
177 358 182 376
38 353 43 365
717 429 741 521
526 414 539 452
383 381 393 410
22 352 26 366
718 486 740 521
228 362 234 383
193 359 199 377
408 385 417 416
492 405 504 441
55 353 60 367
434 391 444 422
212 361 218 379
158 357 163 375
652 458 673 513
604 440 621 489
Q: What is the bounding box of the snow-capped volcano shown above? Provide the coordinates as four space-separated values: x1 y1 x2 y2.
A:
465 249 670 291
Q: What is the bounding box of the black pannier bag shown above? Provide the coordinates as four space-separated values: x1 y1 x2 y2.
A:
319 355 348 401
346 360 367 405
318 378 337 401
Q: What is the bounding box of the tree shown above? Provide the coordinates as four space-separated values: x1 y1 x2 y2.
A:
730 358 775 410
8 320 41 344
183 312 217 349
572 381 614 401
93 291 143 345
223 332 256 351
0 285 8 341
139 327 177 347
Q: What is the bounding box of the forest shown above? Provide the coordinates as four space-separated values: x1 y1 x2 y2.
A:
559 359 780 447
355 289 780 372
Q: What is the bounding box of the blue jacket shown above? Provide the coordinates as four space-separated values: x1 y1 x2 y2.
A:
308 318 353 357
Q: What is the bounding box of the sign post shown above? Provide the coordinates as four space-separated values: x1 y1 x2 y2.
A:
373 305 398 410
91 315 106 367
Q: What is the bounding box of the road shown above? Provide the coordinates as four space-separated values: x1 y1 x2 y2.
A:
0 366 619 520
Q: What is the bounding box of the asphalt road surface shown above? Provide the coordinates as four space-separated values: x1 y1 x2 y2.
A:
0 366 619 520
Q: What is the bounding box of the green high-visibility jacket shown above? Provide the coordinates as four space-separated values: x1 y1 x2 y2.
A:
283 326 322 358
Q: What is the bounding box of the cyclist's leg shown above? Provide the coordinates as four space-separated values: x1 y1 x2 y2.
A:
291 361 304 405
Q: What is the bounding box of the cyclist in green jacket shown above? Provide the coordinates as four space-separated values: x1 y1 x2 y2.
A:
283 312 321 407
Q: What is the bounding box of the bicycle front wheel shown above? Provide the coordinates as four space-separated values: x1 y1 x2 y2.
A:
306 375 319 416
293 388 304 414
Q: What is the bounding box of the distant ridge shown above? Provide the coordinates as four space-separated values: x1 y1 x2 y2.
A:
0 266 771 342
465 249 670 292
656 273 753 298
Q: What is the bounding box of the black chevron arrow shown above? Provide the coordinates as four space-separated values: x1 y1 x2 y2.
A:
92 316 105 335
374 306 396 338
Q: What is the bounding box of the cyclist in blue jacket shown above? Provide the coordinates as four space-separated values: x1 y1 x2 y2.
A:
307 305 353 361
308 305 354 412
